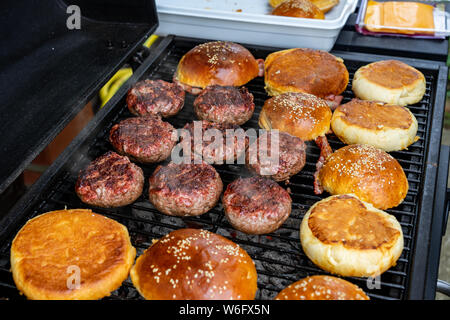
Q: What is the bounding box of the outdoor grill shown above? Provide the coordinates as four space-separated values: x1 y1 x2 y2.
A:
0 35 448 300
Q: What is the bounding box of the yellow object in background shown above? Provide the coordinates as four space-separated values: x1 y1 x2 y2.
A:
143 34 159 48
364 1 435 34
99 35 159 108
99 68 133 108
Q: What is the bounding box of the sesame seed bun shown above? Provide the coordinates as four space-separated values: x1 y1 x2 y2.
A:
275 275 370 300
300 195 404 277
259 92 332 141
264 48 348 98
318 145 409 210
271 0 325 19
331 99 419 152
10 209 136 300
352 60 426 106
130 228 258 300
173 41 263 94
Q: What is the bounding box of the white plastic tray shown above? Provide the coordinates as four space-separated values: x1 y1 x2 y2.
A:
155 0 358 51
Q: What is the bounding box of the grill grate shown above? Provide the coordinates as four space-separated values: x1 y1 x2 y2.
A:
0 37 439 300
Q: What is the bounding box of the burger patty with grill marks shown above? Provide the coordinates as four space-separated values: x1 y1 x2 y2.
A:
194 85 255 125
126 79 185 118
223 176 292 234
181 120 248 164
246 131 306 182
75 151 144 208
148 162 223 216
109 116 176 163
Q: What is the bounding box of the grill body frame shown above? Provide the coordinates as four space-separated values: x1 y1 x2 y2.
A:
0 35 447 300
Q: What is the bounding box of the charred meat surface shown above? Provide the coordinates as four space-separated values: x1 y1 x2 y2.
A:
109 116 176 163
75 151 144 208
246 131 306 182
126 79 185 117
182 120 248 164
194 85 255 125
148 162 223 216
223 176 292 234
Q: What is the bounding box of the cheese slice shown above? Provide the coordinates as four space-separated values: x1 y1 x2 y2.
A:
364 1 435 34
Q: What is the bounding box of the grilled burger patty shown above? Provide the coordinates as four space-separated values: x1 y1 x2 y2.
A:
75 151 144 208
148 162 223 216
223 176 292 234
109 116 176 163
182 120 248 164
126 79 185 118
246 131 306 182
193 85 255 125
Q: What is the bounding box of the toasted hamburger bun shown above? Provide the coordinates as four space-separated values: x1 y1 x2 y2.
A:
318 144 409 210
300 195 404 277
269 0 339 13
130 228 258 300
173 41 263 94
10 209 136 300
271 0 325 19
259 92 332 141
352 60 426 106
275 275 369 300
331 99 419 152
264 48 348 98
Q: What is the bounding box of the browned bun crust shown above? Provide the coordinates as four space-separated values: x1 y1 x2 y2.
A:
269 0 340 13
352 60 426 106
331 99 419 152
264 48 349 98
10 209 136 300
318 144 409 210
174 41 262 91
259 92 332 141
300 194 404 277
130 228 258 300
275 275 369 300
272 0 325 19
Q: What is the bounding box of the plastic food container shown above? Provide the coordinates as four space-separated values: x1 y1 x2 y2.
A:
155 0 358 51
355 0 450 39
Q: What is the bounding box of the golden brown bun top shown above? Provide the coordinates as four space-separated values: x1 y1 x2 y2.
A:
265 48 349 98
335 99 414 130
319 144 408 209
272 0 325 19
260 92 332 141
270 0 288 7
132 228 257 300
11 209 133 298
357 60 425 90
174 41 260 89
308 194 401 250
270 0 339 13
275 275 370 300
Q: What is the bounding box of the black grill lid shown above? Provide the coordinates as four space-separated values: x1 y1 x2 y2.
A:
0 0 158 194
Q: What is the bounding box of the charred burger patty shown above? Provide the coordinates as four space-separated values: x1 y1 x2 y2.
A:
75 151 144 208
148 162 223 216
109 116 176 164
